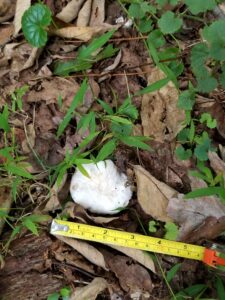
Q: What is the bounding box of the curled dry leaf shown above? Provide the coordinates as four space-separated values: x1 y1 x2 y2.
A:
56 236 108 270
108 255 152 295
141 67 185 142
167 193 225 241
21 123 35 154
0 25 14 46
52 24 116 42
208 151 225 180
65 202 119 224
90 0 105 26
14 0 31 35
134 165 175 222
210 101 225 138
0 0 16 23
22 47 42 71
181 216 225 243
77 0 92 27
56 0 86 23
108 244 155 273
70 277 108 300
44 174 67 212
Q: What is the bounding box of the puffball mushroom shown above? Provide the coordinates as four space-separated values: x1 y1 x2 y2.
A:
70 160 132 214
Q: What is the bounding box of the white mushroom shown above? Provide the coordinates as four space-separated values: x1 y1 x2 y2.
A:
70 160 132 214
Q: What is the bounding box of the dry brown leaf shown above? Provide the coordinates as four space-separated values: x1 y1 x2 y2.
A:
208 151 225 180
102 50 122 72
56 236 108 270
0 25 13 46
0 0 16 23
77 0 92 26
0 187 12 235
21 123 35 154
44 174 67 212
14 0 31 35
210 102 225 138
22 47 42 71
181 216 225 243
56 0 86 23
108 255 152 295
134 165 175 222
90 0 105 26
167 193 225 241
141 67 185 142
70 277 108 300
108 244 155 273
52 24 115 42
25 77 80 110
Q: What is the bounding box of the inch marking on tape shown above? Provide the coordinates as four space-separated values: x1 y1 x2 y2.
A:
50 219 225 267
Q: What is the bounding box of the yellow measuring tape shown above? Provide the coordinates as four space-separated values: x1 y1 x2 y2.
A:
50 219 225 268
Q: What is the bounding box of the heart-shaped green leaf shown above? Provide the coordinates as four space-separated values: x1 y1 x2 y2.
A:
22 3 52 48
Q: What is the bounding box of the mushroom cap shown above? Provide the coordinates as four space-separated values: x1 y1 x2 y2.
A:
70 160 132 214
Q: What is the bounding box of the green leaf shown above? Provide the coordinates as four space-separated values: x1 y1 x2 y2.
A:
196 74 218 93
135 77 170 95
54 30 115 76
22 218 39 235
185 0 216 14
175 145 192 160
164 222 178 241
220 63 225 89
0 105 10 132
47 292 60 300
57 79 88 137
202 20 225 60
166 263 181 283
22 3 52 47
111 123 133 136
95 44 119 62
191 43 209 77
7 162 33 179
105 115 132 125
147 29 166 48
79 131 99 149
194 132 215 161
200 113 217 128
158 12 182 34
148 220 158 233
96 139 117 161
98 99 113 115
178 90 195 111
216 276 225 300
139 18 153 33
177 128 190 143
117 98 138 120
175 284 207 299
128 2 156 19
77 112 96 133
27 214 51 223
185 186 225 199
120 136 151 151
60 287 71 298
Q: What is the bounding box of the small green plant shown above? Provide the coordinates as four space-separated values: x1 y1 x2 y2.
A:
22 3 52 47
11 85 29 112
176 85 217 162
47 286 71 300
22 4 118 76
54 30 118 76
54 79 151 185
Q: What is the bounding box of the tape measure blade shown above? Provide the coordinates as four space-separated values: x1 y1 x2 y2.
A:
50 219 205 262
